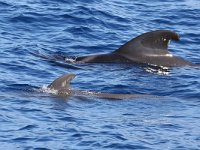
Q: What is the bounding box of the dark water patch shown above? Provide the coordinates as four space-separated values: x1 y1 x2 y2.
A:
10 14 38 23
158 123 183 131
19 124 38 131
12 137 36 142
34 148 51 150
57 116 76 122
67 26 93 36
35 137 54 142
71 133 84 138
103 143 151 149
14 107 42 113
0 1 12 7
60 13 80 20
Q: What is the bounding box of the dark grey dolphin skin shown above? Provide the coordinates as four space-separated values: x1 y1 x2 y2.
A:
48 74 152 99
75 30 198 67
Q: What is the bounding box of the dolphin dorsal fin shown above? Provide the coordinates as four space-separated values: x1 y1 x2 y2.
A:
115 30 180 57
48 74 76 90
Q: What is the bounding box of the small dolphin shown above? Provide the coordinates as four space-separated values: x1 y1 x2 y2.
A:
73 30 198 67
47 74 153 100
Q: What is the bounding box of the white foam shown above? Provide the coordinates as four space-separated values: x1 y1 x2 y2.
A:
39 85 58 95
144 65 170 75
65 57 76 63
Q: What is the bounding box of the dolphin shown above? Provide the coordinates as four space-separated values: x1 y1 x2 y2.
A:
47 74 153 100
72 30 198 67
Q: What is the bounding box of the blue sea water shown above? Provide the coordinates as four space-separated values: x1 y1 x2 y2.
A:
0 0 200 149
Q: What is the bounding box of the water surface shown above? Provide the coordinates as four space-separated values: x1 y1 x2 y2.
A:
0 0 200 149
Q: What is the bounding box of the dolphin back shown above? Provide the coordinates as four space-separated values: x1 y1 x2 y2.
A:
64 30 196 67
48 74 76 90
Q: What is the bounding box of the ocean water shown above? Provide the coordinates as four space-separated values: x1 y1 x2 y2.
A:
0 0 200 149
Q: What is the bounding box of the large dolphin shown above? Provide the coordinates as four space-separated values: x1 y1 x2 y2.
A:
72 30 198 67
47 74 153 100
